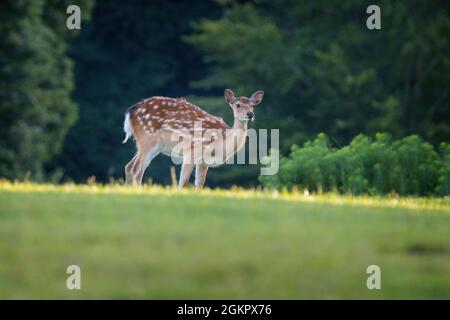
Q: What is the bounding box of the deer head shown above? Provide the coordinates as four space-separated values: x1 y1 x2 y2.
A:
224 89 264 123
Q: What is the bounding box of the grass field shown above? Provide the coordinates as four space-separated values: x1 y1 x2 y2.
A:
0 181 449 299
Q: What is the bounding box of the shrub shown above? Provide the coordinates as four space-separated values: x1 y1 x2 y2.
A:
260 133 448 196
435 143 450 196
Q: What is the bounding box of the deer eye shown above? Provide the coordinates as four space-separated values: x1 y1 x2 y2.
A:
236 103 241 108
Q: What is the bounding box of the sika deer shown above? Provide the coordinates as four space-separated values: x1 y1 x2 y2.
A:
122 89 264 188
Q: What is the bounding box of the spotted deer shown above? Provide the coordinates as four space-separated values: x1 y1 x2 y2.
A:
122 89 264 188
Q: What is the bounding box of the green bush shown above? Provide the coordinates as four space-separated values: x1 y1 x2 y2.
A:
435 143 450 196
260 133 448 196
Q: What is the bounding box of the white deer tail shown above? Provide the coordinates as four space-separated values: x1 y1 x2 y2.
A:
122 112 134 144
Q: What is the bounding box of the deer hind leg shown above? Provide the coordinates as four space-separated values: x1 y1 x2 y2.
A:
125 155 138 185
195 164 209 189
126 133 161 186
135 140 162 186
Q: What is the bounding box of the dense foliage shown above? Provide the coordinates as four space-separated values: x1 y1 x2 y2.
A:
0 0 93 180
188 0 450 149
260 133 450 196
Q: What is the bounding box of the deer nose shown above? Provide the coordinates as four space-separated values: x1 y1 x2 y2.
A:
247 111 254 119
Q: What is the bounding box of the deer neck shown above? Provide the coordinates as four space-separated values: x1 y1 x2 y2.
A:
232 117 249 130
222 118 248 159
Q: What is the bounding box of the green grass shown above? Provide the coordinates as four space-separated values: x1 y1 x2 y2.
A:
0 182 449 299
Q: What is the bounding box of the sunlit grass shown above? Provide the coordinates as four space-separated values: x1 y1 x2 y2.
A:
0 179 449 299
0 180 448 212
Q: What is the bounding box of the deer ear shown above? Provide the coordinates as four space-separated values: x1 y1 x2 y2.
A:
224 89 235 104
250 91 264 105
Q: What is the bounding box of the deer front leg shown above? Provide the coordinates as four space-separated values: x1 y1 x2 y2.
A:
179 162 194 188
195 164 209 189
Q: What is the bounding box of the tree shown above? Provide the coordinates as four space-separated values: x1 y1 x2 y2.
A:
187 0 450 149
0 0 93 180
